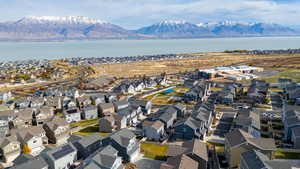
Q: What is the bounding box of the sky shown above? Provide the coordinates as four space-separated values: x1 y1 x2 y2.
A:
0 0 299 29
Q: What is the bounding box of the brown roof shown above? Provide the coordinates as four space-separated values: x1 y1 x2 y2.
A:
162 154 198 169
182 139 208 161
15 126 45 142
247 138 276 150
46 117 69 131
152 120 164 130
99 103 114 110
167 145 188 157
225 129 276 150
225 129 252 148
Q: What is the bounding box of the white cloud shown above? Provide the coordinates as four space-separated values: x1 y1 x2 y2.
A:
0 0 299 28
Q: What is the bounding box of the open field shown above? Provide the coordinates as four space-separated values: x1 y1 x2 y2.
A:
92 52 300 79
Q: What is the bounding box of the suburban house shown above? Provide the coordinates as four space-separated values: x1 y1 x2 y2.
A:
103 129 140 162
172 103 187 118
0 116 9 137
76 96 92 108
80 145 123 169
233 109 261 138
33 106 55 126
117 106 141 127
90 94 106 106
99 115 116 133
291 127 300 149
184 79 200 88
282 107 300 142
30 97 46 108
43 117 70 145
41 143 77 169
62 99 77 110
0 135 21 163
159 106 178 129
143 120 165 141
184 83 209 102
166 139 208 169
98 103 115 117
113 82 135 94
63 107 82 123
160 154 198 169
14 98 31 109
10 155 48 169
131 100 152 115
240 150 300 169
113 100 129 112
72 134 104 159
14 126 48 155
174 116 205 140
81 105 98 120
13 108 34 127
247 80 269 104
224 129 276 168
45 96 62 111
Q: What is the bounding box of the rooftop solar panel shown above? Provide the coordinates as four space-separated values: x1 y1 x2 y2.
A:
52 145 75 160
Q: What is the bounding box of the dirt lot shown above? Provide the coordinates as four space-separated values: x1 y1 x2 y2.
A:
91 52 300 78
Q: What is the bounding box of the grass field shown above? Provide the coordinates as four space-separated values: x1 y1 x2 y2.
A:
274 151 300 159
70 119 99 128
140 143 168 160
259 69 300 83
73 124 111 137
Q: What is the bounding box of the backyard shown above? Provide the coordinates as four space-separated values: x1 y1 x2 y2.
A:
140 143 169 161
274 150 300 159
143 87 186 105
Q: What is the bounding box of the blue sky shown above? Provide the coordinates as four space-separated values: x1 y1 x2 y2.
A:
0 0 299 29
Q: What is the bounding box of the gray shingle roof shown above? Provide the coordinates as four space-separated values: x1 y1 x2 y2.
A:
109 128 135 148
77 134 103 148
91 145 119 169
292 127 300 138
10 156 48 169
241 150 270 169
182 139 208 161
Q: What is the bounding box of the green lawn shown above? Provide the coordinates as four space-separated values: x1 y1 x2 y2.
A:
70 118 99 128
211 87 223 92
260 69 300 83
215 146 225 153
72 124 111 137
141 143 168 160
269 88 284 93
274 151 300 159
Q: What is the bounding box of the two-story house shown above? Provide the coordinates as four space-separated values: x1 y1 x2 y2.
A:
103 129 140 162
41 143 77 169
43 117 70 145
0 135 21 163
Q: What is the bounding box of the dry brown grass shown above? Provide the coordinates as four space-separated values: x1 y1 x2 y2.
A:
91 52 300 78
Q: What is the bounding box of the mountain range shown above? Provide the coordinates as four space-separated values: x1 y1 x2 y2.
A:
0 16 299 40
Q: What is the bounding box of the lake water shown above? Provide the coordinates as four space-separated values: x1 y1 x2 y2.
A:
1 37 300 62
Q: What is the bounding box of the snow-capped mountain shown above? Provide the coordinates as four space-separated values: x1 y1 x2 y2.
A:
196 21 297 36
134 20 213 38
17 16 108 25
134 20 299 38
0 17 299 40
0 16 142 40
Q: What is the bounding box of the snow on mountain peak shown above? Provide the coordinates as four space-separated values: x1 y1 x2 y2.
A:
18 16 108 25
158 20 187 25
197 21 256 28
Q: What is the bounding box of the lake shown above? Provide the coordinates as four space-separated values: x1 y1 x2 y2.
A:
1 37 300 62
